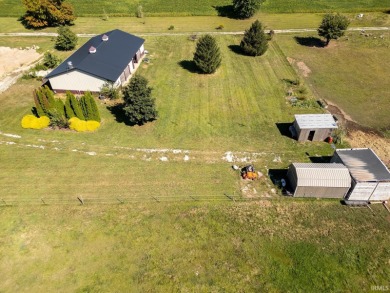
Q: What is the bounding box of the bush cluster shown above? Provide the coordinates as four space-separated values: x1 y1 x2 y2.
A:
26 86 101 131
69 117 100 132
21 115 50 129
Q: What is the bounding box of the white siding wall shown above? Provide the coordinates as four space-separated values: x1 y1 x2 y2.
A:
369 182 390 201
49 70 107 92
348 182 377 201
140 44 145 54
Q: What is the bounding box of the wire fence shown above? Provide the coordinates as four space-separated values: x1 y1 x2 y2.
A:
0 193 266 206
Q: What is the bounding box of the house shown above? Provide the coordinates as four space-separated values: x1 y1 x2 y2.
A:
290 114 338 142
286 163 351 198
44 29 145 93
331 148 390 202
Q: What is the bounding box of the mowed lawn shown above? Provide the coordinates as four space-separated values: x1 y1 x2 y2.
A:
276 32 390 133
0 201 389 292
0 35 333 200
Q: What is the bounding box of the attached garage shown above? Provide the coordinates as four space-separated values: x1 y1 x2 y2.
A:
287 163 351 198
331 148 390 202
291 114 338 142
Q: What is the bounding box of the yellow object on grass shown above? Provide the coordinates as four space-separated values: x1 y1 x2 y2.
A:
21 115 50 129
69 117 100 132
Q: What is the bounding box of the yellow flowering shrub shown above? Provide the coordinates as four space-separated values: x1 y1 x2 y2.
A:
69 117 100 132
21 115 50 129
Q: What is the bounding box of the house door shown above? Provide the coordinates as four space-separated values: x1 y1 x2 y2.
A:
308 130 315 141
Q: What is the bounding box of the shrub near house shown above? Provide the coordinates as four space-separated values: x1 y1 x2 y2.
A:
22 86 101 132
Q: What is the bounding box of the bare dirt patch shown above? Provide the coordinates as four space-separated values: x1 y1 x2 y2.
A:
325 100 390 166
286 57 311 77
0 47 40 77
0 47 41 93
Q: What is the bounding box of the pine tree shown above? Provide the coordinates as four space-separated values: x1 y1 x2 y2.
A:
122 75 158 125
55 26 78 51
33 90 46 117
240 20 268 56
233 0 259 19
193 34 222 74
65 92 75 119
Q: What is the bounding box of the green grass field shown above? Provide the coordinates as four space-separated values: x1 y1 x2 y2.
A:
1 12 389 291
0 35 334 201
1 0 389 17
276 31 390 132
1 201 389 292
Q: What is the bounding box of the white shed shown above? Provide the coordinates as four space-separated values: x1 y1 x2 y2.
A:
291 114 338 142
286 163 351 198
331 148 390 202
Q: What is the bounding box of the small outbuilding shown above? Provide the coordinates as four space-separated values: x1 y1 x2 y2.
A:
331 148 390 202
44 29 145 93
291 114 338 142
286 163 351 198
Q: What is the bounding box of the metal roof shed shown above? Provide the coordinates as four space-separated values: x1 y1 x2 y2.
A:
287 163 351 198
292 114 338 142
331 148 390 201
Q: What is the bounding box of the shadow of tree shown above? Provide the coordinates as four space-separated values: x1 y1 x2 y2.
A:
106 103 136 126
294 36 325 48
228 45 246 56
213 5 237 18
178 60 199 73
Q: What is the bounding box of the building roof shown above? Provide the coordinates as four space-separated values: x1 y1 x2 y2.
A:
292 163 351 187
46 29 144 82
294 114 338 129
334 148 390 182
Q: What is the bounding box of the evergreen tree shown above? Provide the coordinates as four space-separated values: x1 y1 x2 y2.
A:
233 0 259 19
33 89 46 117
318 13 350 46
43 52 62 69
55 26 78 51
69 94 85 120
240 20 268 56
193 34 222 74
65 92 75 119
22 0 76 29
86 93 101 122
122 75 158 125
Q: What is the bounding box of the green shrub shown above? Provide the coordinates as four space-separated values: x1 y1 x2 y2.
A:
21 115 50 129
69 117 100 132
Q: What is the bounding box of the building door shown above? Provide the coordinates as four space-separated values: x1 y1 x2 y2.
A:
308 130 315 141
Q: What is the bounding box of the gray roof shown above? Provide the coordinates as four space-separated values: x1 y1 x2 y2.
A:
46 29 144 82
294 114 338 129
334 148 390 182
292 163 351 187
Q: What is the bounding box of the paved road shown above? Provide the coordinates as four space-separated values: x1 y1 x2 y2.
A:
0 27 388 37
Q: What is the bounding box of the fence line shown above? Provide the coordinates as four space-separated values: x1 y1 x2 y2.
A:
0 193 264 206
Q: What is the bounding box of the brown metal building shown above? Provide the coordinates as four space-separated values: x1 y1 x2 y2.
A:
287 163 351 198
291 114 338 142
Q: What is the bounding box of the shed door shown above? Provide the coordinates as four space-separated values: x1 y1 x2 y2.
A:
369 182 390 201
347 182 377 201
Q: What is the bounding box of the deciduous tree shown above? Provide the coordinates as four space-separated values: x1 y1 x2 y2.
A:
318 13 350 46
240 20 268 56
22 0 76 29
122 75 158 125
193 34 222 74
